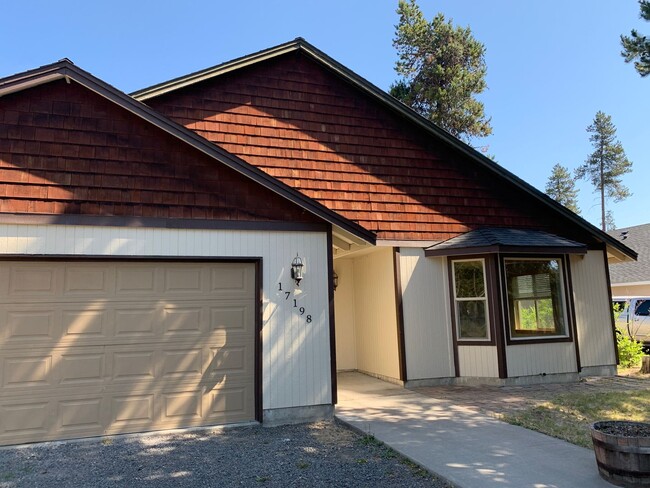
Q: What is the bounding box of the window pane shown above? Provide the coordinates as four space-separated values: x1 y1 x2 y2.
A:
505 259 567 338
454 261 485 298
636 300 650 316
457 300 488 339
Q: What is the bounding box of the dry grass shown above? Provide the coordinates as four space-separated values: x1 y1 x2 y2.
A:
502 388 650 449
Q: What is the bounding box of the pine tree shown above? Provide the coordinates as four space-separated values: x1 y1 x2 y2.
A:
545 164 580 214
575 111 633 231
605 210 616 231
621 0 650 77
391 0 492 141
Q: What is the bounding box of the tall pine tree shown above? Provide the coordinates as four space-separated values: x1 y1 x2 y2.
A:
575 111 632 231
545 164 580 214
621 0 650 77
391 0 491 141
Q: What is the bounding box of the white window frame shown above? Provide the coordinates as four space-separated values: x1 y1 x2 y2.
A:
503 257 570 341
452 258 491 342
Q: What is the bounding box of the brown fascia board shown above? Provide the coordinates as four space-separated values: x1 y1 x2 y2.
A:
131 38 637 262
0 60 375 245
425 244 588 258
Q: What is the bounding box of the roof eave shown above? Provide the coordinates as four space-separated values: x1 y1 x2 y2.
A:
425 244 588 258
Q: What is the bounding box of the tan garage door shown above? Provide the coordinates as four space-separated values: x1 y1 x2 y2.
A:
0 260 256 446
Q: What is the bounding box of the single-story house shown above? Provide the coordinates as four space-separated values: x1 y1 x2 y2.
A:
0 38 636 446
608 223 650 297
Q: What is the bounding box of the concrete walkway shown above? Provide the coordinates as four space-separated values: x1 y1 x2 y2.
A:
335 372 611 488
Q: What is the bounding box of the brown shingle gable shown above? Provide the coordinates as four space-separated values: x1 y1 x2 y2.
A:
146 52 550 241
0 78 323 223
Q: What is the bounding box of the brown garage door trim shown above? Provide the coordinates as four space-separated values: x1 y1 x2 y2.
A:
0 254 264 424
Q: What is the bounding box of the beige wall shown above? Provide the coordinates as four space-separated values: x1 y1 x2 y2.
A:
506 343 577 377
352 247 401 380
398 249 455 380
0 223 332 411
611 283 650 297
571 251 617 368
334 258 357 370
458 346 499 377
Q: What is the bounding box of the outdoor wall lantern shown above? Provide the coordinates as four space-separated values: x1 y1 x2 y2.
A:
333 270 339 291
291 254 304 286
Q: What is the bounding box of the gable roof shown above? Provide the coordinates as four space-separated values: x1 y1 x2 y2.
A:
132 38 636 261
0 58 375 244
425 228 588 257
608 223 650 284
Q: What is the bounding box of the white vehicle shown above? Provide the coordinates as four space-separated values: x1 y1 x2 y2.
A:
613 297 650 346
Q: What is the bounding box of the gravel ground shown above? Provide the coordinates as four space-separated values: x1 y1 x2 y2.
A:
0 420 454 488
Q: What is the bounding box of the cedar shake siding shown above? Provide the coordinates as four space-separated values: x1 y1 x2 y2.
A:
0 79 321 223
146 51 565 242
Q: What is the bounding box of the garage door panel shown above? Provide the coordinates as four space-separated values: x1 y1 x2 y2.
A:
62 307 109 339
115 267 157 296
59 350 105 386
114 306 157 338
163 306 204 336
110 393 156 430
63 266 113 296
3 353 53 389
0 261 256 445
8 266 58 297
164 267 204 295
210 265 255 297
161 347 203 380
56 397 104 434
0 399 51 438
162 390 203 422
4 308 57 344
111 350 156 382
210 303 254 333
205 385 252 421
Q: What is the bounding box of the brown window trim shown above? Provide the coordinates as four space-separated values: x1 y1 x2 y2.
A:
499 253 575 346
447 255 498 347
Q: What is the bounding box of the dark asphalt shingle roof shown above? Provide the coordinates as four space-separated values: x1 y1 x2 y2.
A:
425 228 587 257
607 223 650 284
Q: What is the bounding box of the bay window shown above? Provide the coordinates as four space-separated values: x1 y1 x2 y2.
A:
503 258 568 339
452 259 490 340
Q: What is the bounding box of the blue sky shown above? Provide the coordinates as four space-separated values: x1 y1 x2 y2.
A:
3 1 647 230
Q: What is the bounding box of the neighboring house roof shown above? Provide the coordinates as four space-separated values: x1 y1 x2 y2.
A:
608 223 650 284
132 38 636 261
0 59 374 244
425 228 588 257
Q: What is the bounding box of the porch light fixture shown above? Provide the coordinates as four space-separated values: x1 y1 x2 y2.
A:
333 270 339 291
291 254 304 286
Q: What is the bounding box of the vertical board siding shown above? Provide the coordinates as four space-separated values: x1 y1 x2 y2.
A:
333 258 357 370
506 343 577 377
571 251 617 367
352 248 400 380
457 346 499 377
0 224 330 410
398 249 454 379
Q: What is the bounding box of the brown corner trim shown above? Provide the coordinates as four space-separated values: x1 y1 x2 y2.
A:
564 255 582 372
392 247 408 382
327 227 338 405
446 258 461 377
602 246 620 365
487 256 508 379
0 213 329 233
254 258 263 422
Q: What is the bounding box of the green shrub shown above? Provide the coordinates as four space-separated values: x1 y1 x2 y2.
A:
617 327 645 368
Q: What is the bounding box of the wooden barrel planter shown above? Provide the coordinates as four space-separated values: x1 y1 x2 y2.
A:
591 421 650 487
